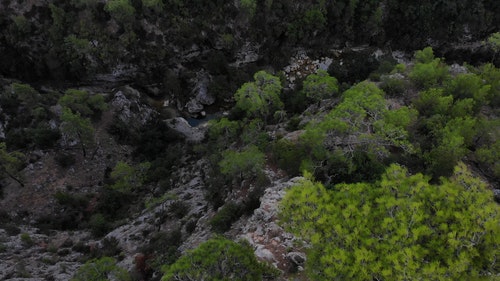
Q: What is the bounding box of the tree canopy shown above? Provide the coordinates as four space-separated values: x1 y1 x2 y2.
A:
234 71 283 121
280 164 500 281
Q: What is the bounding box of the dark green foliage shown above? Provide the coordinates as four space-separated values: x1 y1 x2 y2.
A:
134 120 183 160
209 202 242 233
0 142 25 186
54 152 76 168
301 70 339 103
219 145 266 183
104 0 135 25
161 237 278 281
384 0 497 49
368 57 398 81
142 229 182 271
20 233 33 246
168 200 190 219
379 75 408 97
60 108 95 157
88 213 110 237
59 89 107 119
409 48 450 89
271 138 306 177
299 81 416 184
443 73 490 111
327 49 380 84
55 191 89 208
31 125 61 149
241 185 266 215
234 71 283 122
99 237 122 258
96 188 135 221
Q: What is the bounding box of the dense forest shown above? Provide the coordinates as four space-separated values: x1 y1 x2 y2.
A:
0 0 499 280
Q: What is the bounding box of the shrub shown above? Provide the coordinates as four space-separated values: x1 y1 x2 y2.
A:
409 48 449 89
168 200 190 219
379 74 408 97
104 0 135 24
20 233 33 246
142 229 182 271
88 213 109 237
55 152 76 168
71 257 130 281
162 237 279 281
209 202 243 233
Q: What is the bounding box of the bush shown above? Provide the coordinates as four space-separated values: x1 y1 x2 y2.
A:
55 152 76 168
379 74 408 97
142 229 182 271
168 200 190 219
31 125 61 149
272 138 306 177
88 213 110 237
209 202 243 233
20 233 33 246
71 257 130 281
162 237 279 281
104 0 135 24
409 49 449 89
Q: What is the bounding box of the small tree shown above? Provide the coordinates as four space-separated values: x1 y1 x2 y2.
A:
60 108 95 157
234 71 283 122
0 142 25 186
142 0 163 13
219 145 265 183
110 161 150 192
10 83 40 107
59 89 107 118
486 32 500 62
409 47 450 89
301 70 339 104
104 0 135 25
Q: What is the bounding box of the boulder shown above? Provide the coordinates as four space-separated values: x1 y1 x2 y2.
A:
286 252 307 266
111 86 156 126
193 71 215 106
164 117 206 143
186 99 204 114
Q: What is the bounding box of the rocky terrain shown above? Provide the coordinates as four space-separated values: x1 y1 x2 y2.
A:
1 0 499 280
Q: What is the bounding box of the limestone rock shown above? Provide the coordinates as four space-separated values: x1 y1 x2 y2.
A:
164 117 206 143
186 99 204 114
193 71 215 106
111 86 156 126
286 252 307 266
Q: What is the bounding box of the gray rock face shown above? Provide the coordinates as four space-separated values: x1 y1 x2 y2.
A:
493 189 500 202
111 86 156 126
286 251 307 266
0 227 90 281
164 117 206 143
449 63 468 75
186 99 204 114
193 71 215 106
235 177 307 271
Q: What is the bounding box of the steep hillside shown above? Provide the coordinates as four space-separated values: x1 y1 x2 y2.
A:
0 1 499 280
